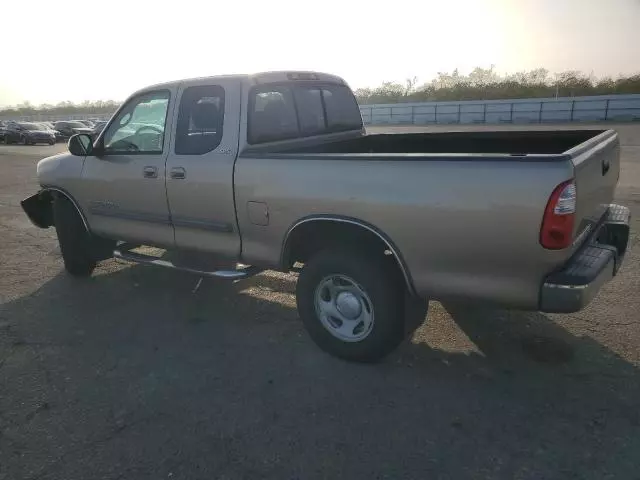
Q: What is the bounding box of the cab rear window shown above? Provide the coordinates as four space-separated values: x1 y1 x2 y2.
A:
248 83 362 144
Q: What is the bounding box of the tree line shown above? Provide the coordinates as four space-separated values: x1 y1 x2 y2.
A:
354 67 640 104
2 68 640 116
0 100 120 118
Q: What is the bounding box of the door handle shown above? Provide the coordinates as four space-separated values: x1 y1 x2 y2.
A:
143 166 158 178
170 167 186 180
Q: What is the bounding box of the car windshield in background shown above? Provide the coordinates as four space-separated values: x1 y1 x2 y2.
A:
19 123 45 131
66 122 87 129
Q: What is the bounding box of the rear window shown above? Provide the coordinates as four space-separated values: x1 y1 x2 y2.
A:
321 86 363 132
293 88 325 135
248 83 362 144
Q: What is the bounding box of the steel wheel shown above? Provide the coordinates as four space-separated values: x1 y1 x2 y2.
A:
314 274 375 342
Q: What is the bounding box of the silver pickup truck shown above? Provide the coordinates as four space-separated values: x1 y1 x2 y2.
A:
21 71 630 362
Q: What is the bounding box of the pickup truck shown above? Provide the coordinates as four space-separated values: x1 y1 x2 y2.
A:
21 71 630 362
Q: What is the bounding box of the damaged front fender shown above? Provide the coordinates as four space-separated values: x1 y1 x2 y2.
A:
21 191 54 228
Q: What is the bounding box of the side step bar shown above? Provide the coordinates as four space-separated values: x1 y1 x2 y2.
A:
113 244 258 280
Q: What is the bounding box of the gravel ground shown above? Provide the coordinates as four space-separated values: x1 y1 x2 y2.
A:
1 125 639 480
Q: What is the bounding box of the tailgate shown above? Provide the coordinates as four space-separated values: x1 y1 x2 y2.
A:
568 130 620 248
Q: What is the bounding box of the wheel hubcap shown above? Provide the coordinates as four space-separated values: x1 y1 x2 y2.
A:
314 274 374 342
336 291 362 319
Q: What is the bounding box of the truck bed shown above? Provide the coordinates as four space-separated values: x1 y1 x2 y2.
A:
236 128 620 309
276 129 607 155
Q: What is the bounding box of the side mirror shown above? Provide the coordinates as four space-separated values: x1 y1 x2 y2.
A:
68 134 93 156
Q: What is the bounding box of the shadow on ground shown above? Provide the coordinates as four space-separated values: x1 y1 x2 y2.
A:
1 262 639 480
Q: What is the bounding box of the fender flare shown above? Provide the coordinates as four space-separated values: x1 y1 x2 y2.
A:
40 186 90 232
281 215 416 295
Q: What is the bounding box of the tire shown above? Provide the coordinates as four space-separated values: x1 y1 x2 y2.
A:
53 195 96 277
296 249 406 363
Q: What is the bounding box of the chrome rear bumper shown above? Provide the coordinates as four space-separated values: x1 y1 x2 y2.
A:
540 204 630 313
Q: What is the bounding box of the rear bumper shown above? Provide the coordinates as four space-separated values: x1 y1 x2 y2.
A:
540 204 630 313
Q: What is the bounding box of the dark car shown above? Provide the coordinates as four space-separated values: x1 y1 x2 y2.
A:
0 120 8 142
91 120 108 138
76 119 95 128
3 122 56 145
53 121 94 140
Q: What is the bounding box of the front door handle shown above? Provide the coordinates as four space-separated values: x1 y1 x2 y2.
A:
170 167 186 180
143 166 158 178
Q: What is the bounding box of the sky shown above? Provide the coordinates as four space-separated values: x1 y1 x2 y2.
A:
1 0 639 107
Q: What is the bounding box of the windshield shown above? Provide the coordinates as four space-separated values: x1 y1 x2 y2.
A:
66 121 87 128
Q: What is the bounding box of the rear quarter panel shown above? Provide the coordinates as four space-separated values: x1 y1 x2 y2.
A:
234 154 575 309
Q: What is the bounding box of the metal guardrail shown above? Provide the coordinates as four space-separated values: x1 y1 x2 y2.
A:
359 94 640 125
4 94 640 126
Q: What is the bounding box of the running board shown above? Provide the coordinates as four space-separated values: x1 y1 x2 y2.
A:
113 245 257 280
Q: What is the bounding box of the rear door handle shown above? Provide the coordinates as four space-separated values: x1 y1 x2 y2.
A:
143 166 158 178
170 167 186 180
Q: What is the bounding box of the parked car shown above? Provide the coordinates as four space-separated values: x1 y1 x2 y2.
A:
91 120 108 138
21 71 631 362
0 120 8 142
37 122 58 135
76 120 95 128
3 122 56 145
53 121 94 140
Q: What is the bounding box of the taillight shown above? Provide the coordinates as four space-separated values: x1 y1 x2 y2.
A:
540 180 576 250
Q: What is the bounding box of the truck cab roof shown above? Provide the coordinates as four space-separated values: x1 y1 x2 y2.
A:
134 71 347 97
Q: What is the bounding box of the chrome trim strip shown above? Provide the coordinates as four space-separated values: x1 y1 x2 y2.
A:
543 282 589 290
89 206 171 225
172 217 234 233
282 216 415 294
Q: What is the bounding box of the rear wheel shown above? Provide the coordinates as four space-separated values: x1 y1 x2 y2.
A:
296 249 407 362
53 195 97 277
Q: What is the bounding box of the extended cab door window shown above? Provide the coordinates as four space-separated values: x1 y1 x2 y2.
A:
103 90 170 154
175 85 225 155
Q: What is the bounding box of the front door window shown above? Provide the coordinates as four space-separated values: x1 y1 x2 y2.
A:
103 90 170 154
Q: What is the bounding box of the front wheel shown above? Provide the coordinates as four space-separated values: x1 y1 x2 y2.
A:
296 249 406 363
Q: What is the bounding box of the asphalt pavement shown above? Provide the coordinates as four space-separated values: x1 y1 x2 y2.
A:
1 125 639 480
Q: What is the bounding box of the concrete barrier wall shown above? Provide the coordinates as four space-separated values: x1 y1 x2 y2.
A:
359 94 640 125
